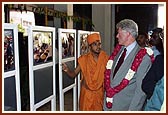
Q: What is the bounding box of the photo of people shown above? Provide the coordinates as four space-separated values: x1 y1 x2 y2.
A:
61 32 75 58
80 33 89 55
4 29 15 71
33 31 53 65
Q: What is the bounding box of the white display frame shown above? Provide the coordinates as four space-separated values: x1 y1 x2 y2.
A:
77 30 90 110
76 31 100 110
28 25 56 111
58 28 77 111
3 23 21 111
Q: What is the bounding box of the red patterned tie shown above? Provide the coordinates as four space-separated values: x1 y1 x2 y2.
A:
113 48 127 78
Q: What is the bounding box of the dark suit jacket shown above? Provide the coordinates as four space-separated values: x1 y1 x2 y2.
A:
142 54 164 99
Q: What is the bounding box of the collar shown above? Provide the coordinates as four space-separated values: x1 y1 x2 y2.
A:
125 41 137 58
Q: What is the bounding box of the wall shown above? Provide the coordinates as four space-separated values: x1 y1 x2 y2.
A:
92 4 115 55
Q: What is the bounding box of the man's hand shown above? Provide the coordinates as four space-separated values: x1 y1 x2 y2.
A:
62 63 69 72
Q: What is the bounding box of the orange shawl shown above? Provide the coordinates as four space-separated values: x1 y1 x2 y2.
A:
78 51 109 111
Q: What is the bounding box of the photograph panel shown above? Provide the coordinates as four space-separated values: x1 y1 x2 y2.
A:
33 31 53 65
61 32 75 59
4 29 15 72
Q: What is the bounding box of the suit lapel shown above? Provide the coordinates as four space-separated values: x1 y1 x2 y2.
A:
111 44 141 86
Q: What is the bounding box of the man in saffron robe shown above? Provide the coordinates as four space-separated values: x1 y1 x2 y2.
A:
62 33 109 111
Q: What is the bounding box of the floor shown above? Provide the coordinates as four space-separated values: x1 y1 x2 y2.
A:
36 90 74 111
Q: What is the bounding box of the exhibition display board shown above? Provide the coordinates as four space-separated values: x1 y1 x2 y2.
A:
77 30 90 108
3 23 100 111
76 30 100 110
28 25 56 111
3 23 21 111
58 28 77 111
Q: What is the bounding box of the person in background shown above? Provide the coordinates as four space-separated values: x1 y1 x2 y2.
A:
103 19 152 111
136 31 149 47
142 28 164 111
148 28 164 57
160 96 165 111
62 33 109 111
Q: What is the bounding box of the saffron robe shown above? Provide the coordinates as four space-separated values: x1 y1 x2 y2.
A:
78 51 109 111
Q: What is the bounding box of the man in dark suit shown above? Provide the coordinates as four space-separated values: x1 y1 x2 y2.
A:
142 28 164 111
103 19 152 111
